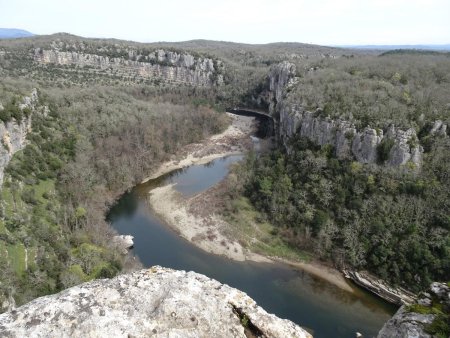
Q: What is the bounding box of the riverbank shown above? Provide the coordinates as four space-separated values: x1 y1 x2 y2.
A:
149 184 270 262
148 174 355 293
142 113 255 183
145 112 355 293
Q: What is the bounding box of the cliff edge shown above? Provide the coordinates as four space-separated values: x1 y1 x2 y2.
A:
0 266 311 338
378 282 450 338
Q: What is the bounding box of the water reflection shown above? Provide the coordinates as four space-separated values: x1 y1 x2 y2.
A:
108 156 397 338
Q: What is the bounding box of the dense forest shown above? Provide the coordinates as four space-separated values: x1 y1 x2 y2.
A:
225 51 450 291
284 53 450 129
227 133 449 290
0 34 449 311
0 78 227 309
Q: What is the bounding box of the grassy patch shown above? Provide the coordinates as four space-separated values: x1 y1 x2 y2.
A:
407 303 444 315
223 196 310 262
0 178 56 277
252 237 310 262
0 220 6 234
27 247 37 270
33 179 55 204
1 183 18 219
7 243 26 275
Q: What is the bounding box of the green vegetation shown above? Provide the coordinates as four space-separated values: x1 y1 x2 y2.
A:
425 314 450 338
0 78 228 310
221 193 309 262
228 132 449 291
377 138 395 164
286 54 450 129
0 33 449 312
407 295 450 338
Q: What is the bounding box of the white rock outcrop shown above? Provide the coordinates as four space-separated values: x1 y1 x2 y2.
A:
377 307 435 338
0 266 312 338
269 62 424 168
34 48 222 87
113 235 134 254
430 120 447 136
0 89 38 184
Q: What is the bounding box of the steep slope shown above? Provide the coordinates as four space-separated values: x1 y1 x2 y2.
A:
0 36 223 87
226 55 449 293
0 266 311 338
0 89 39 184
33 45 223 86
268 61 440 168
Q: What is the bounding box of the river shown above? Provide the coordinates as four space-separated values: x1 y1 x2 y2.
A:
108 153 397 338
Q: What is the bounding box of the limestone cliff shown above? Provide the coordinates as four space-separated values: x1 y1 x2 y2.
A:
0 266 311 338
34 46 223 87
377 282 450 338
269 62 424 168
0 89 38 185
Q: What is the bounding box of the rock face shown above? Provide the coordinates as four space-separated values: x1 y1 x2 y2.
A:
269 62 424 168
430 120 448 136
34 48 223 87
269 61 297 109
113 235 134 254
344 270 416 306
378 307 435 338
0 89 38 184
378 282 450 338
0 266 312 338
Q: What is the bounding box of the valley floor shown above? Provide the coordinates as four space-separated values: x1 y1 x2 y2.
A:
146 113 355 293
141 113 255 183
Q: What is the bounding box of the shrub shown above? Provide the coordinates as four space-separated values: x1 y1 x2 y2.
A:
377 138 395 163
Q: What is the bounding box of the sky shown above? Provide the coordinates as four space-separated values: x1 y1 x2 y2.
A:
0 0 449 45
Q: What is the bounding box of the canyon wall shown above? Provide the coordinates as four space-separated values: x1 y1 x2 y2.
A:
0 89 38 185
0 266 312 338
269 62 425 168
34 48 223 86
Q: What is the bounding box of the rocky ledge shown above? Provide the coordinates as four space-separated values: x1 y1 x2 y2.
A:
344 270 416 306
0 266 311 338
34 48 222 87
378 282 450 338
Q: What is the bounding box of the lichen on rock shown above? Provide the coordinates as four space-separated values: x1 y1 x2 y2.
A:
0 266 312 338
377 282 450 338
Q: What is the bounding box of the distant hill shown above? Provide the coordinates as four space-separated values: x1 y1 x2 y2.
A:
0 28 34 39
341 44 450 51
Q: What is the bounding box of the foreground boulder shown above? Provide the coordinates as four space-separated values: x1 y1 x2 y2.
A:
0 266 311 338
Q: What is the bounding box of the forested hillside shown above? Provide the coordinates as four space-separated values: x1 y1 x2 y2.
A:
0 34 448 311
0 76 227 310
284 53 450 128
225 51 450 291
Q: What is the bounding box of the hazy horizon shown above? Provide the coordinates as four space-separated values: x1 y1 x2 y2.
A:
0 0 449 45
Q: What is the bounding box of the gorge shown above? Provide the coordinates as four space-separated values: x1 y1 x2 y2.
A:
0 33 448 338
105 113 396 338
